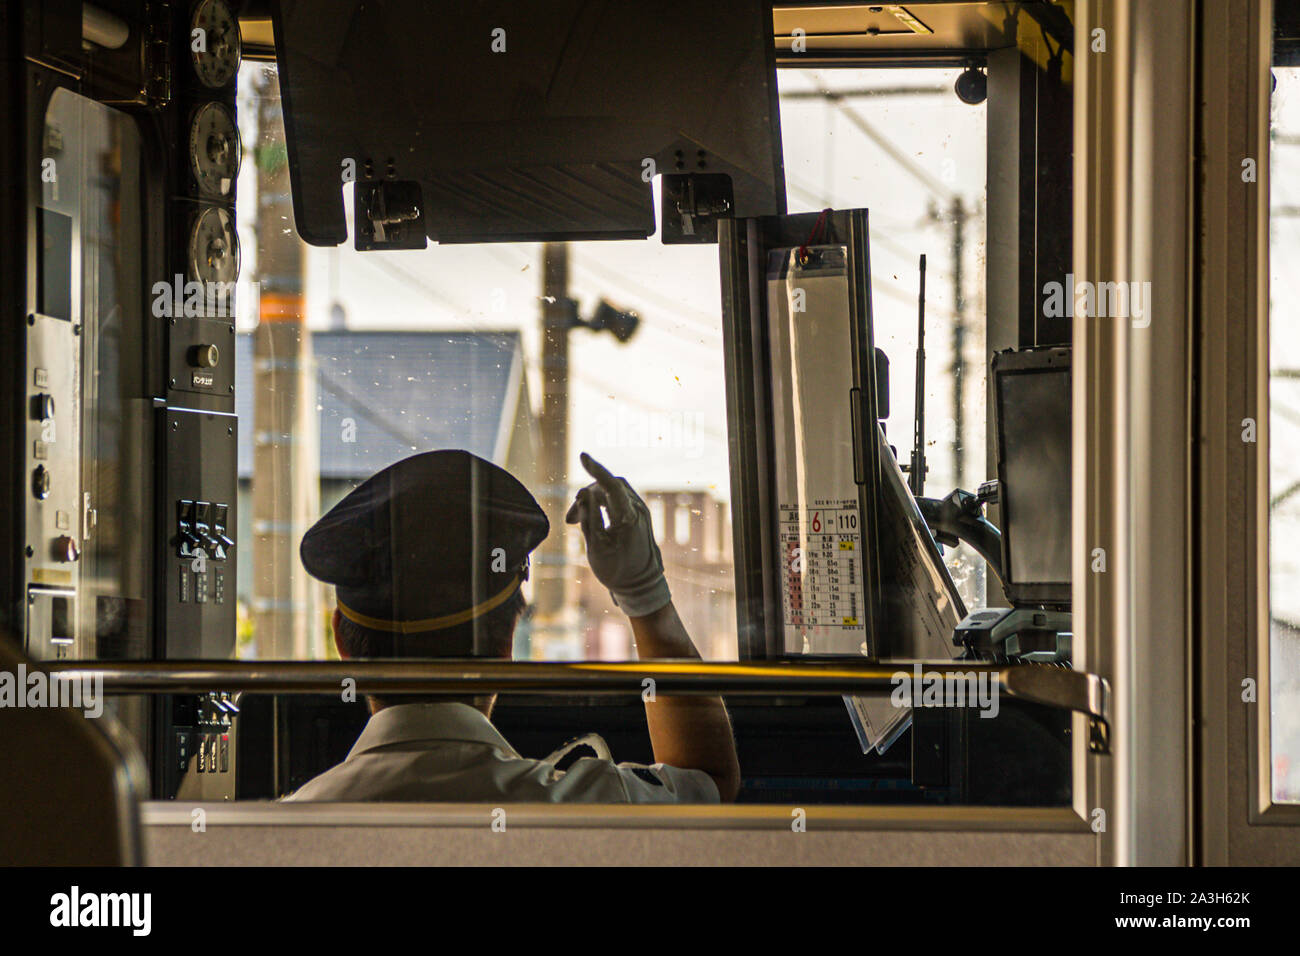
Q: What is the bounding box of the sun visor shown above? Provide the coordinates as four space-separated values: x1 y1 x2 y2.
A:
268 0 787 247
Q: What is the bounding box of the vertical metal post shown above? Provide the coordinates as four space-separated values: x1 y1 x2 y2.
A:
718 217 780 659
1074 0 1193 865
847 209 883 656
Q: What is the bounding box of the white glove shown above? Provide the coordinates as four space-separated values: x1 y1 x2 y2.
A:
565 452 671 618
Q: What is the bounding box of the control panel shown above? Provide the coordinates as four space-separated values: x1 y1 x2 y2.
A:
151 0 243 803
167 0 241 418
171 692 240 801
156 0 241 663
167 314 236 399
25 318 83 609
162 408 238 659
14 0 246 803
26 108 85 658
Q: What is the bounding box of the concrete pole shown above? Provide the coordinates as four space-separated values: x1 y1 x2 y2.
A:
950 196 967 493
251 68 320 659
532 243 571 657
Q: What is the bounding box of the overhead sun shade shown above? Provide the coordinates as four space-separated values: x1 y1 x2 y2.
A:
269 0 787 246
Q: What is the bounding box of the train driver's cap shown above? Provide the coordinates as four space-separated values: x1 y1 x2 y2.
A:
300 449 549 634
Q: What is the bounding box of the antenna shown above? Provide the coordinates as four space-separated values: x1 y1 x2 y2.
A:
909 255 927 497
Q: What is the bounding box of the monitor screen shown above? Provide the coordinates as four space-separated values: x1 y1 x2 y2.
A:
996 354 1072 604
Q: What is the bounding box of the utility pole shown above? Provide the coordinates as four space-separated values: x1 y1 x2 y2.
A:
949 194 984 605
533 242 571 657
251 68 320 659
950 196 967 494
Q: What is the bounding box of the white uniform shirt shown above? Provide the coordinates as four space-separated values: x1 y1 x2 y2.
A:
282 702 720 804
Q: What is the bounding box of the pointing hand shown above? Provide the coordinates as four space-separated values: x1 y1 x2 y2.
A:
565 452 670 618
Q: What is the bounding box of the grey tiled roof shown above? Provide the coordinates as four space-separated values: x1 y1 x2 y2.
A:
236 330 521 480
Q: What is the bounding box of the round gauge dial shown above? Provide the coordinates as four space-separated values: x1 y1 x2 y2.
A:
190 0 241 89
188 206 240 287
189 102 241 197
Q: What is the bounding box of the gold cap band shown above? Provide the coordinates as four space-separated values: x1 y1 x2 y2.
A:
337 575 521 634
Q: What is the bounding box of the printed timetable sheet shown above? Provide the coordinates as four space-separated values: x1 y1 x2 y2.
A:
779 500 863 635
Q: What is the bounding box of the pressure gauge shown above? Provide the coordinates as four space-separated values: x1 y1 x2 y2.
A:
190 0 241 89
189 102 241 197
188 206 240 288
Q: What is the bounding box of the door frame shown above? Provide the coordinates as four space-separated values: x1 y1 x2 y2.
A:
1197 0 1300 865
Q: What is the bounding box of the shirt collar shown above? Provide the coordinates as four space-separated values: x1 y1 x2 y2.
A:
347 702 520 759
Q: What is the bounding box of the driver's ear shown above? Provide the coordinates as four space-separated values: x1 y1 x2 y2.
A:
332 607 350 660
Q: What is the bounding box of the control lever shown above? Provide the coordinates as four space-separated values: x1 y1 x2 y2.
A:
193 501 220 555
916 486 1003 582
211 504 234 561
175 499 202 557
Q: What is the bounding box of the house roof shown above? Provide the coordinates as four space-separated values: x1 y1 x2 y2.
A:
236 330 524 480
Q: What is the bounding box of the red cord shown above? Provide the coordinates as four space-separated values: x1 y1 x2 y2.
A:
797 207 833 263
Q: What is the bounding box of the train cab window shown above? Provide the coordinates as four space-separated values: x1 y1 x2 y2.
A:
217 43 1071 805
232 64 739 664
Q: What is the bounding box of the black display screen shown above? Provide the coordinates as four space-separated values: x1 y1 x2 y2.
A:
38 208 73 321
998 364 1071 603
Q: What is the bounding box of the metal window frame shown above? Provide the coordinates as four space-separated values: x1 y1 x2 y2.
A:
1072 0 1198 866
50 657 1108 834
717 209 883 660
138 801 1096 867
134 25 1098 840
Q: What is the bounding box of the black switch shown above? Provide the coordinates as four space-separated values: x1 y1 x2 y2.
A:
212 503 234 559
176 499 200 556
194 500 218 551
